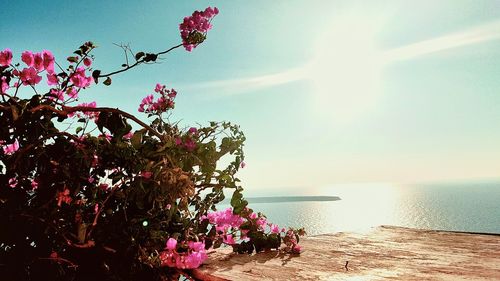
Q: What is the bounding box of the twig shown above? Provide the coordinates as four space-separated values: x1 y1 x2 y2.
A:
97 43 183 78
29 104 163 139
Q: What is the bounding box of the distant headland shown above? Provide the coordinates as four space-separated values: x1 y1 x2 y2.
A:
245 196 341 204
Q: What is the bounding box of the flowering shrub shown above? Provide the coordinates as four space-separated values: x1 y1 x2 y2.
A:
0 7 304 281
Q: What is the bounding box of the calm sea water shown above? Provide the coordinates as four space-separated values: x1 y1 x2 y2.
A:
223 182 500 235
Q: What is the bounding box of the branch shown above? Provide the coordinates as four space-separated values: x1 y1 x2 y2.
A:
30 104 163 139
97 43 183 78
12 131 83 170
39 257 79 269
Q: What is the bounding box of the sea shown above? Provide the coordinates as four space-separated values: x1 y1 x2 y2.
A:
221 181 500 235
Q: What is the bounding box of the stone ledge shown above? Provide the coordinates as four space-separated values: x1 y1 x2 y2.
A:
193 225 500 280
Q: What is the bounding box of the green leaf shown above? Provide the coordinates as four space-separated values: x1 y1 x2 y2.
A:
143 53 158 62
131 130 144 149
103 77 112 86
92 70 101 84
75 127 83 134
67 56 79 63
230 189 243 208
135 52 145 61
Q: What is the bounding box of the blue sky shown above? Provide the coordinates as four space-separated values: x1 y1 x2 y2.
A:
2 1 500 194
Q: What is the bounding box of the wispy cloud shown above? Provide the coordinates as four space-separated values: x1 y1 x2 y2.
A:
383 20 500 61
186 20 500 96
181 67 306 97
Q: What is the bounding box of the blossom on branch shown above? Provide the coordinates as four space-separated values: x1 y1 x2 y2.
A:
179 7 219 51
138 84 176 114
0 48 13 66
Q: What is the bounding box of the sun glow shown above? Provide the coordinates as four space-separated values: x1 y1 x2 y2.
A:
304 15 385 123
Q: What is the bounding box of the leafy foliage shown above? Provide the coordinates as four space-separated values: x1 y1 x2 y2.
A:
0 7 304 281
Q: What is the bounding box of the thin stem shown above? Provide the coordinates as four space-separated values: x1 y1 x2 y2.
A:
98 44 183 78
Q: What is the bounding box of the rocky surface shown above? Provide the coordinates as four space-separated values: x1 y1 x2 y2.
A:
194 225 500 280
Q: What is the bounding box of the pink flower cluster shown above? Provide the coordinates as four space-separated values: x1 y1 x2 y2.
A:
202 207 300 253
68 101 98 120
285 230 303 253
174 127 197 152
56 188 72 207
0 48 13 66
12 50 55 86
1 77 9 93
159 238 208 269
203 207 245 234
179 7 219 51
138 84 177 114
70 66 93 88
2 139 19 155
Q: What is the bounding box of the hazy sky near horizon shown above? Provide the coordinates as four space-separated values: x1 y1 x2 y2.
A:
1 1 500 193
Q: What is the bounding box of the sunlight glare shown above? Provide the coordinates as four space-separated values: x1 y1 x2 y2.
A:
305 15 385 123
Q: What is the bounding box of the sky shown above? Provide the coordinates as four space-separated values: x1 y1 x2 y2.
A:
1 0 500 195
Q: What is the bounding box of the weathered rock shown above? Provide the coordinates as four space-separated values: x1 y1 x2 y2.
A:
193 225 500 280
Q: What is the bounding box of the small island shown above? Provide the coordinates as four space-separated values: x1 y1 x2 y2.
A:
244 196 341 204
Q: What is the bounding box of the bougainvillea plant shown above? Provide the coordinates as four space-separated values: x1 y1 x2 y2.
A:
0 6 304 281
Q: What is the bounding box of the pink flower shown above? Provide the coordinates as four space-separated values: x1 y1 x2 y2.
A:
56 188 72 206
3 139 19 155
139 171 152 179
184 138 196 151
179 7 219 51
188 127 197 134
166 238 177 250
1 77 9 94
249 212 258 219
138 85 177 114
69 101 98 120
188 241 205 252
270 224 280 234
256 217 267 229
0 48 13 66
70 67 93 88
166 204 171 210
203 208 245 231
21 51 34 66
42 50 55 74
223 234 235 245
94 203 99 214
33 53 44 71
48 89 64 101
123 131 133 139
160 251 177 267
161 240 207 269
154 83 163 93
292 244 302 253
46 74 59 86
184 251 206 268
8 177 17 188
174 137 182 146
240 162 246 169
31 179 39 190
83 57 92 67
14 67 42 85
